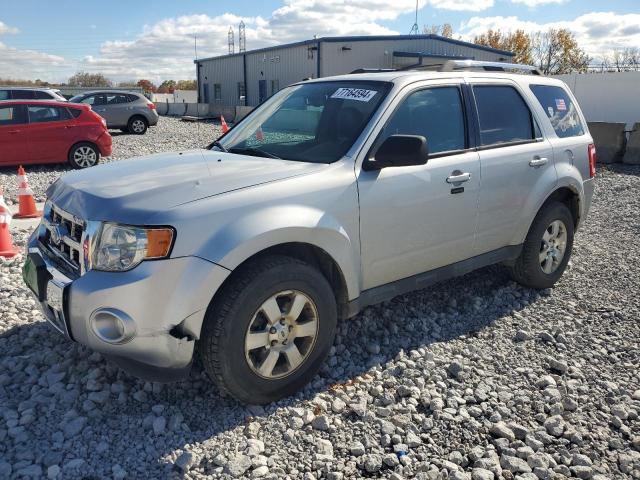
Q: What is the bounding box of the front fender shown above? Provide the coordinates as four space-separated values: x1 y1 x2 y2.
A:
196 205 360 301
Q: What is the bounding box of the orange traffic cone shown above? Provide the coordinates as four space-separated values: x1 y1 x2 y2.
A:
255 126 264 141
14 166 41 219
0 187 19 258
220 115 229 134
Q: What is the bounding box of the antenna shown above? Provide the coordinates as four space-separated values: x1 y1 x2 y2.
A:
409 0 419 35
239 20 246 53
228 26 235 54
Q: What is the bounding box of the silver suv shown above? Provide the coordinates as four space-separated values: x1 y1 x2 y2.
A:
24 62 595 403
68 91 159 134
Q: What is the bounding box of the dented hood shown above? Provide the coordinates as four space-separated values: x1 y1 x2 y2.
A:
47 149 325 224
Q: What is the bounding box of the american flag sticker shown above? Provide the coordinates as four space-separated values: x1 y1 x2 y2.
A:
555 98 567 111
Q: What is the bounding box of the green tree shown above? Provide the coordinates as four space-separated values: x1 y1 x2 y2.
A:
531 29 590 74
474 29 533 65
68 71 113 87
175 79 197 90
137 79 157 93
157 80 177 93
424 23 453 38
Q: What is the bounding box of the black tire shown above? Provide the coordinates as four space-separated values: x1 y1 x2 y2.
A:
508 201 574 289
199 255 337 404
68 142 100 169
127 116 148 135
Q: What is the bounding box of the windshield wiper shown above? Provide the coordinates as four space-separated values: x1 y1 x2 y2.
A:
209 140 228 152
228 147 281 159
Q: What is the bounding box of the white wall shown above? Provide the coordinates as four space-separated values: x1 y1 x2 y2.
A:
552 72 640 129
150 90 198 103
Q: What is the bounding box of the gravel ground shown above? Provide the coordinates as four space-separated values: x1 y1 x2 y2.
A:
1 121 639 479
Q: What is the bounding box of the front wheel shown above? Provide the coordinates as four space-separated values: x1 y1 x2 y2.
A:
199 255 337 404
508 201 574 289
68 142 100 169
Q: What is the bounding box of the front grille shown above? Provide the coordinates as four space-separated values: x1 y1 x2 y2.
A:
41 203 85 275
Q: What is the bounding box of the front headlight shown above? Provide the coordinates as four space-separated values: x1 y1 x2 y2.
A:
92 223 174 272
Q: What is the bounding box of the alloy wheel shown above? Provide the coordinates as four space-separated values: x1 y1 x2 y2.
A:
539 219 567 274
73 146 97 168
244 290 319 379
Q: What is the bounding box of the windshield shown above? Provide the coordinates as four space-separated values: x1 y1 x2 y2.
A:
212 81 391 163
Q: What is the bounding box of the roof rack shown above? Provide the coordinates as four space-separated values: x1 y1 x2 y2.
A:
438 60 542 75
349 68 397 74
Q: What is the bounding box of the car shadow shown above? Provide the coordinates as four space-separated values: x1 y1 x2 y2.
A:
0 263 538 476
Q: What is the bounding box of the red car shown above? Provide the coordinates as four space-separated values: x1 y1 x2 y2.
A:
0 100 112 169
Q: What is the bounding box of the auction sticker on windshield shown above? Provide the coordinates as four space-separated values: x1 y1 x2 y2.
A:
331 88 377 102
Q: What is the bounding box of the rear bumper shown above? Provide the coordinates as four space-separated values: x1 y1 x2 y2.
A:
25 229 231 381
147 111 159 126
97 131 113 157
580 178 595 228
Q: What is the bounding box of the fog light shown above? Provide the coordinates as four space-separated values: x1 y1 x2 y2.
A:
90 308 136 344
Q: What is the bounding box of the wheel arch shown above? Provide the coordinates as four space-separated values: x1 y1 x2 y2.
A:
209 242 351 321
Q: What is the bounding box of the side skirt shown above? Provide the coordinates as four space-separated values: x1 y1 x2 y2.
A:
346 244 522 318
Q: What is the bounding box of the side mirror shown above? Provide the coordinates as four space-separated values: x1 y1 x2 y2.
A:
364 135 428 171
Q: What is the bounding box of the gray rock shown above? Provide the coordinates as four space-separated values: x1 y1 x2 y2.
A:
350 440 366 456
312 415 330 431
47 465 60 479
175 452 195 472
544 415 566 437
152 416 166 435
548 357 568 374
500 454 532 473
252 465 269 478
490 422 516 441
226 454 252 477
363 454 382 473
471 468 494 480
63 417 87 438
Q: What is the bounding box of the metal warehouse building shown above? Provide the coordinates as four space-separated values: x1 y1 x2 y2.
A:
195 34 513 108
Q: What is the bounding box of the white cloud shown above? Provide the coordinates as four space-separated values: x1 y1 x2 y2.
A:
0 42 66 80
459 12 640 59
0 20 19 35
80 1 432 82
510 0 566 7
429 0 494 12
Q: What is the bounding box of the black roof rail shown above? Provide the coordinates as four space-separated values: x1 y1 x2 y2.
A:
439 60 542 75
349 68 397 74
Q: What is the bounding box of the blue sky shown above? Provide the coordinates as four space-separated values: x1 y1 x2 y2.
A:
0 0 638 82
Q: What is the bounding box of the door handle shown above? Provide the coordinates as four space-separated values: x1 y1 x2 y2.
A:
529 157 549 167
8 130 20 134
446 172 471 184
64 125 76 129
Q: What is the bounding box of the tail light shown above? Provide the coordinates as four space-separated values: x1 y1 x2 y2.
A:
147 102 156 110
588 143 596 178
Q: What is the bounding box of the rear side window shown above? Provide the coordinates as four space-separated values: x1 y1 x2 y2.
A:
473 85 535 147
0 105 28 125
68 108 82 118
380 86 466 155
27 106 71 123
34 90 53 99
530 85 585 138
11 90 35 99
127 94 139 102
0 90 9 100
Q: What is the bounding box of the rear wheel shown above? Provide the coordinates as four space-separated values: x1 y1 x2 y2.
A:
508 201 574 289
68 142 100 169
128 116 148 135
199 255 337 404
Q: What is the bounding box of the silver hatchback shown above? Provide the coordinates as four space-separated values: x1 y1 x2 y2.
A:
68 91 159 134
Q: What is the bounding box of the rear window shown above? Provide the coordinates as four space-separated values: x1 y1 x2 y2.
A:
473 85 535 147
530 85 585 138
27 105 72 123
0 105 28 125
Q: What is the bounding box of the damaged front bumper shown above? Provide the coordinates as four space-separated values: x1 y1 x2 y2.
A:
25 231 230 382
